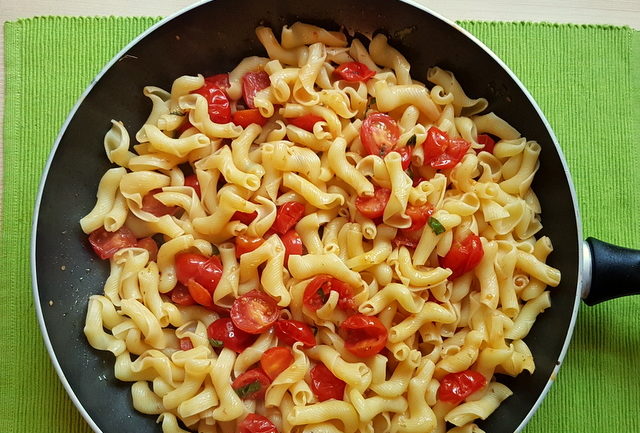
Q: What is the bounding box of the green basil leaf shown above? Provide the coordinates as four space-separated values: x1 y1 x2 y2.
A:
209 338 223 348
428 217 446 235
234 381 261 398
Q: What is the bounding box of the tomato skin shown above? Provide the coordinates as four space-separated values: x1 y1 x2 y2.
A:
203 73 230 91
207 318 257 353
333 61 376 82
174 252 223 294
187 279 214 307
260 347 295 380
192 76 231 124
340 314 388 358
280 230 303 263
141 188 178 217
287 114 323 131
184 174 201 198
242 71 271 109
232 368 271 400
88 226 138 260
272 201 306 235
233 108 268 128
397 146 413 170
310 363 346 401
392 229 422 249
179 337 194 351
303 275 354 312
438 370 487 405
361 113 400 157
136 237 159 262
476 134 496 154
235 235 265 258
440 233 484 280
231 290 280 334
170 283 196 306
238 414 279 433
423 126 471 170
274 320 316 348
404 203 435 231
232 210 259 225
355 187 391 219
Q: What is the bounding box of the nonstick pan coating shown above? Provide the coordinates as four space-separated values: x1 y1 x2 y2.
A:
32 0 581 432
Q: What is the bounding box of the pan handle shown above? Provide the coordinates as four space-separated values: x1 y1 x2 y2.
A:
582 237 640 305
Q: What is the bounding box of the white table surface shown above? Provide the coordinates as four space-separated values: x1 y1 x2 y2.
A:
1 0 639 206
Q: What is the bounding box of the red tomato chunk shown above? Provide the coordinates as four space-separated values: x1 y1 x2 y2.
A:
438 370 487 405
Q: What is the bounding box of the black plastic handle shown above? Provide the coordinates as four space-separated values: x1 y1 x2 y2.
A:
583 237 640 305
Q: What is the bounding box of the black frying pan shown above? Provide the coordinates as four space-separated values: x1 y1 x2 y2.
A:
31 0 640 432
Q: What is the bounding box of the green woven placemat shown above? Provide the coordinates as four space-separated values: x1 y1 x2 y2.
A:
2 16 639 433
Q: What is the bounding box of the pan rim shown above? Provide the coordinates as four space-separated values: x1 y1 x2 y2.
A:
29 1 585 432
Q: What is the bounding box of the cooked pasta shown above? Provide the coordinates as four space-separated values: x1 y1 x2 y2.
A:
81 22 560 433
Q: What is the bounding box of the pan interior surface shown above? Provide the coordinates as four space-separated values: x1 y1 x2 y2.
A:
33 0 581 432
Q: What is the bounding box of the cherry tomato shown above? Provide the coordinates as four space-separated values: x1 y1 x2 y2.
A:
187 279 214 308
242 71 271 109
361 113 400 157
136 237 158 262
179 337 194 351
392 229 421 249
438 370 487 405
274 320 316 348
174 252 223 294
260 347 295 380
333 61 376 82
169 283 196 306
280 230 303 263
404 203 435 231
397 146 413 170
207 318 257 353
412 176 425 187
233 108 268 128
184 174 201 198
88 226 137 260
440 233 484 280
355 187 391 219
235 235 265 258
303 275 354 312
272 201 306 235
476 133 496 154
310 363 346 401
232 210 259 225
287 114 324 131
232 368 271 400
423 126 471 170
141 188 178 217
231 290 280 334
191 76 231 124
238 413 279 433
340 314 388 358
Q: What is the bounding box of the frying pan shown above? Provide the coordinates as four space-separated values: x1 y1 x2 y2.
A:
30 0 640 432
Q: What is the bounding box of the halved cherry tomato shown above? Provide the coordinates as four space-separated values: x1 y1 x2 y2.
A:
175 252 223 294
440 233 484 280
184 174 201 198
192 75 231 124
392 229 421 249
274 320 316 348
404 203 435 231
361 113 400 157
340 314 388 358
280 230 303 263
207 318 257 353
438 370 487 405
233 108 268 128
231 290 280 334
232 368 271 400
303 275 354 312
88 226 137 260
397 145 413 170
141 188 178 217
333 61 376 82
260 347 295 380
179 337 194 351
272 201 306 235
476 133 496 154
238 413 279 433
287 114 323 131
242 71 271 109
232 210 259 225
310 363 346 401
169 283 196 306
187 279 214 308
136 237 158 262
423 126 471 170
235 235 265 258
412 176 425 187
355 187 391 219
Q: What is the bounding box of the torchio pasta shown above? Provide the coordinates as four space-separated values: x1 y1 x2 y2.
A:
81 22 561 433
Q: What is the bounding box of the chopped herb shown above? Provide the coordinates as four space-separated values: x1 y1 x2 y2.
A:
170 108 186 116
317 288 329 304
234 381 261 398
407 135 417 146
211 244 220 255
428 217 446 235
209 338 223 348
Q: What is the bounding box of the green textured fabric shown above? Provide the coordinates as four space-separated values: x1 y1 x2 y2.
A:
2 16 639 433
